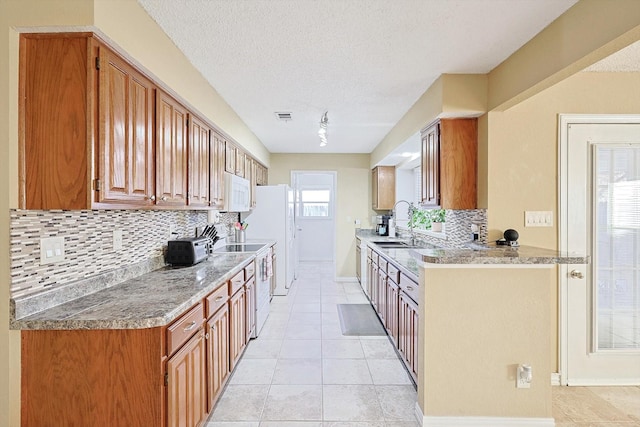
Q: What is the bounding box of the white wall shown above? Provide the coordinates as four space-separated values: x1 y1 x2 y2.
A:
394 168 414 227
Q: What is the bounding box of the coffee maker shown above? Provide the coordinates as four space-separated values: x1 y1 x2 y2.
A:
375 215 391 236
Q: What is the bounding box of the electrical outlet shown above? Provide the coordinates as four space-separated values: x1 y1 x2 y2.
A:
516 364 532 388
113 229 123 251
525 211 553 227
40 237 65 265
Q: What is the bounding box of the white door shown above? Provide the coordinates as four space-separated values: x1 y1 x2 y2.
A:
291 171 336 262
561 116 640 385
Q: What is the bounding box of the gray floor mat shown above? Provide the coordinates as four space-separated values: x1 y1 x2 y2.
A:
337 304 386 336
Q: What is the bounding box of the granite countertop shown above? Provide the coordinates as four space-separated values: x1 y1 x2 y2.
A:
11 252 257 331
356 229 588 268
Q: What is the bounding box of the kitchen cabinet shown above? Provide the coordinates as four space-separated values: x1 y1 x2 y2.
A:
98 43 156 207
229 285 247 370
235 149 246 178
166 329 207 427
355 238 362 283
371 166 396 210
248 158 258 209
209 131 226 209
156 90 189 207
20 33 158 209
398 272 419 383
245 276 256 342
206 302 230 412
420 118 477 209
224 141 236 174
365 244 418 383
256 163 268 186
188 114 211 207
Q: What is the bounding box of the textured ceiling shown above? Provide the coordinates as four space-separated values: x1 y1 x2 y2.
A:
137 0 578 154
585 40 640 72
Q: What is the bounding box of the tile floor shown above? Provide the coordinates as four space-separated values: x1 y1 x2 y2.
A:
553 385 640 426
206 261 419 427
206 261 640 427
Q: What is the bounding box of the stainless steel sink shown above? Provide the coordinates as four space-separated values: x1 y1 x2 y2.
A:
372 241 422 249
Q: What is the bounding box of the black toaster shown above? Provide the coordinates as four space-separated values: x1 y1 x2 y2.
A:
166 236 210 266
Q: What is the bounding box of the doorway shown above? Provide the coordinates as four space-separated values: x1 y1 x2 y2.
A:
560 115 640 385
291 171 336 264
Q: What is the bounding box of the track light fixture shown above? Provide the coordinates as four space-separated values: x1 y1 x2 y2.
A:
318 111 328 147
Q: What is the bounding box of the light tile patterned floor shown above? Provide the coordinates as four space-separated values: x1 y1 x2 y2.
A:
206 261 419 427
553 385 640 426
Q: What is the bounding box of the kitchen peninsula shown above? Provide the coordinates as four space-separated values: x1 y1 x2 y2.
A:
356 230 588 425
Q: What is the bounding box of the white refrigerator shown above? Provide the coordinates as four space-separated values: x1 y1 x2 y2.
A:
244 185 297 295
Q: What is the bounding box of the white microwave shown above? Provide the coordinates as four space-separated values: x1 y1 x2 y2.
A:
224 172 251 212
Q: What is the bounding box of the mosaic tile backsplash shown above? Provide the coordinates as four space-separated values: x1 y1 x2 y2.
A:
10 209 209 298
397 209 488 249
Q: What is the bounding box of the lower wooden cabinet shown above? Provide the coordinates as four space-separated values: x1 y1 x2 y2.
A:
245 276 256 342
366 245 419 383
398 290 419 382
229 286 247 370
166 329 208 427
206 304 230 412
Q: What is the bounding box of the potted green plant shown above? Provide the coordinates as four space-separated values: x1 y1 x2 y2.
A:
430 209 446 232
409 208 431 230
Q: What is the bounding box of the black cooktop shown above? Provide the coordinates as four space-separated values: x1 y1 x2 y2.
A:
214 244 266 253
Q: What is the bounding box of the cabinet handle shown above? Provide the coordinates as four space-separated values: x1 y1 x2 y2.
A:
183 321 197 332
406 286 414 291
215 296 224 302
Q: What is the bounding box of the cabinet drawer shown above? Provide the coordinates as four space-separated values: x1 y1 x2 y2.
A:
399 273 419 303
205 284 229 318
378 258 388 273
166 302 204 356
244 261 255 280
371 252 379 265
229 270 245 296
387 263 400 284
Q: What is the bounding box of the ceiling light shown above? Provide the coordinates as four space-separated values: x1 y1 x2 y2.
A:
319 111 328 147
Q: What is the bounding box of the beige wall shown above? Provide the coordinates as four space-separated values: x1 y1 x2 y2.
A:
418 266 554 418
269 154 371 278
486 71 640 375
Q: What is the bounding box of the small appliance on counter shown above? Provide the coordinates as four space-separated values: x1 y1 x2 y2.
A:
375 215 391 236
496 229 519 247
165 236 210 266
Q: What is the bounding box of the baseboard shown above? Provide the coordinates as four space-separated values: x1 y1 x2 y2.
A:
551 372 561 386
415 402 555 426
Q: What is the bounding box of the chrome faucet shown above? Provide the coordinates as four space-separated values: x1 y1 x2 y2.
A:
392 200 416 244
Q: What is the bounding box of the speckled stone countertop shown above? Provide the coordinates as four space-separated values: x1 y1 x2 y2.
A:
11 252 256 331
356 229 588 270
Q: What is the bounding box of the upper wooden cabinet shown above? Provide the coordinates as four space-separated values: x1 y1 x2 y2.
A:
19 32 267 211
156 90 188 207
256 163 268 186
420 118 477 210
20 33 94 209
188 114 210 207
372 166 396 210
98 44 156 206
210 131 226 210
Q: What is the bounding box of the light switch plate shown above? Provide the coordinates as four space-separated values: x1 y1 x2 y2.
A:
525 211 553 227
40 237 65 265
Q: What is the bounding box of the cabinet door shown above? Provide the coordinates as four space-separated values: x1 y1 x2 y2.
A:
98 45 155 207
207 305 230 412
224 141 236 174
156 91 188 206
188 114 210 207
235 150 246 177
166 330 207 427
372 166 396 210
385 279 399 345
209 131 226 210
229 288 247 370
421 122 440 207
355 245 361 282
398 292 418 382
377 267 387 322
245 277 256 342
249 158 257 209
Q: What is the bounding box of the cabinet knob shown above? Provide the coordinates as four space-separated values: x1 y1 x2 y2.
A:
148 195 156 201
161 196 168 202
